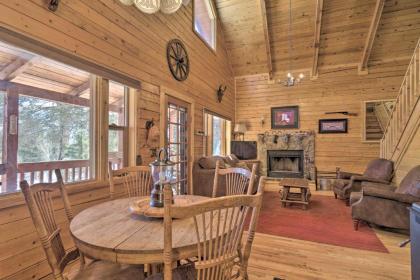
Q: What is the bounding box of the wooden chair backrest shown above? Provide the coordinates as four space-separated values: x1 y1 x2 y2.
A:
212 160 257 198
20 169 79 280
163 176 266 280
108 163 152 199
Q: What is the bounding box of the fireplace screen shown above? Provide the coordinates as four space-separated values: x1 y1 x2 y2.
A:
267 150 304 178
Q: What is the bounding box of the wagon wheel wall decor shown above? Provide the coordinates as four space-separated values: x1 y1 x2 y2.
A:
167 39 190 81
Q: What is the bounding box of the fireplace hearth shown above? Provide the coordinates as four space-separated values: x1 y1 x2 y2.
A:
268 150 304 178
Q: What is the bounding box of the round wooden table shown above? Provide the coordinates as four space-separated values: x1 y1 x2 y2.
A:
70 195 209 264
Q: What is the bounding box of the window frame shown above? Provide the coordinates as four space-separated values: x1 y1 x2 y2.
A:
0 63 138 200
108 81 129 170
203 110 232 156
192 0 217 52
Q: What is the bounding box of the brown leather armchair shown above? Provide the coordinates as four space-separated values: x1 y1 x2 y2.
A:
333 158 394 204
351 165 420 230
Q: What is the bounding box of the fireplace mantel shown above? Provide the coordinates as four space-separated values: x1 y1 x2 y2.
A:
257 131 315 179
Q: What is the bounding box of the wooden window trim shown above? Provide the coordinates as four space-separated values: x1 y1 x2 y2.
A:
0 31 139 206
361 99 395 143
192 0 217 53
204 110 232 156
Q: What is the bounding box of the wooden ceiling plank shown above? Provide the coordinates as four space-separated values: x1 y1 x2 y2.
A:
0 58 25 80
258 0 273 78
358 0 386 75
0 56 37 81
66 79 91 96
310 0 323 80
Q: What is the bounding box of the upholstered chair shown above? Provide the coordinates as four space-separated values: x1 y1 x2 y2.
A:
351 165 420 230
333 158 394 204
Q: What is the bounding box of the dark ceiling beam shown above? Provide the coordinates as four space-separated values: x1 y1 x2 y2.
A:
358 0 385 75
310 0 323 80
258 0 273 79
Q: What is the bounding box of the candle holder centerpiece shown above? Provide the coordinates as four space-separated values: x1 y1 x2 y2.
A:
149 148 176 208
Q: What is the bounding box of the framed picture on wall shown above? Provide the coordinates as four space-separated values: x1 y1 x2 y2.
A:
271 106 299 129
319 119 348 134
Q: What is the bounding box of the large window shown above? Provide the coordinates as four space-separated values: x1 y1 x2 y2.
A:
204 111 231 156
193 0 217 50
0 40 136 195
0 39 95 194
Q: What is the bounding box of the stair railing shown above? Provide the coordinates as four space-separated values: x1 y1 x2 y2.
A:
380 38 420 160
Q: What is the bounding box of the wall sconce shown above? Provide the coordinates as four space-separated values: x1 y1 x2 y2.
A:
260 117 265 127
217 85 227 103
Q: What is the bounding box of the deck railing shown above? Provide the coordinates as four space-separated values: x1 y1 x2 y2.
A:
18 159 91 184
380 38 420 159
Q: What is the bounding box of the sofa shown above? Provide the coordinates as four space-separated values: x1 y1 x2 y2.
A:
351 165 420 230
192 155 259 197
333 158 394 204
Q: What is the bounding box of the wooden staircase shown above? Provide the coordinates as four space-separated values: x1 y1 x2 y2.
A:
380 38 420 167
366 108 384 140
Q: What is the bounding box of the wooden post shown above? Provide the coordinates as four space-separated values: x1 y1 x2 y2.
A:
3 86 19 192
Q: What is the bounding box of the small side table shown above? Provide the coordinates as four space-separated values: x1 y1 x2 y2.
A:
278 178 311 210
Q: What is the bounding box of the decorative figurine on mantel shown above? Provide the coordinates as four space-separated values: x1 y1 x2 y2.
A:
149 148 175 207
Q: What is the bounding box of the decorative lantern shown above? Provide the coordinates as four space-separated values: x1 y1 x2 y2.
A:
149 148 175 207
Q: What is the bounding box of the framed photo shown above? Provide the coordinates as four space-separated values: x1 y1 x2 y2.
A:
271 106 299 129
319 119 348 134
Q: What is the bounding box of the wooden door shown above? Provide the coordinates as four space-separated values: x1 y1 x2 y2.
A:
165 96 191 195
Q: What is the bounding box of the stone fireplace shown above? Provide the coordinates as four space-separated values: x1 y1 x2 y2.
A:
258 131 315 179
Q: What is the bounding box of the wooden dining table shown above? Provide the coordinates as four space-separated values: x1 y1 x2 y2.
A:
69 195 209 264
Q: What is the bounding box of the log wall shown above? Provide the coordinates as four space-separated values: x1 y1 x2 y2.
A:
0 1 234 279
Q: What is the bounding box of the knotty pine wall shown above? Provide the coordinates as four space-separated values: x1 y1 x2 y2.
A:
236 61 408 174
0 1 234 279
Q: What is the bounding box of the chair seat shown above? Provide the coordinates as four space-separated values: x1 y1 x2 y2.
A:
67 260 145 280
146 263 195 280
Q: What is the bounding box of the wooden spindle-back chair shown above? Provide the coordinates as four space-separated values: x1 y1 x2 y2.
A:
22 169 145 280
108 163 152 199
212 160 257 198
21 169 80 280
153 176 265 280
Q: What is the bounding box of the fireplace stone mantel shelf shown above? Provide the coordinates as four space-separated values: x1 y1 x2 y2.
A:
257 131 315 179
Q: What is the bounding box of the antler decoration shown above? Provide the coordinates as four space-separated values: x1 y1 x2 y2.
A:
217 85 227 103
48 0 60 11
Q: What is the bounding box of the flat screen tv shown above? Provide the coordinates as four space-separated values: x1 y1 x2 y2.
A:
231 141 257 160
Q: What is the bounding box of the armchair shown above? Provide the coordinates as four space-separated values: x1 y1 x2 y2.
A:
333 158 394 204
352 165 420 230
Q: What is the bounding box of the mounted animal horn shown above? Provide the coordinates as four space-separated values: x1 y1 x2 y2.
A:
217 85 227 103
48 0 60 12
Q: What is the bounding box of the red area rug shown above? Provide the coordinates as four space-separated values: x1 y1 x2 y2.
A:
254 192 388 253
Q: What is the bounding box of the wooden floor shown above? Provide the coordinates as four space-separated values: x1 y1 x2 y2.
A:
247 181 411 280
43 181 411 280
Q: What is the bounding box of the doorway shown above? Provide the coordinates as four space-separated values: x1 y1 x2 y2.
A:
161 88 194 195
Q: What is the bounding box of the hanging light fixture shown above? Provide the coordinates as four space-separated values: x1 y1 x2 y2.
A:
119 0 185 14
281 0 304 87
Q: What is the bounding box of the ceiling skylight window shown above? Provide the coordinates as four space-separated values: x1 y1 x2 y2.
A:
193 0 216 51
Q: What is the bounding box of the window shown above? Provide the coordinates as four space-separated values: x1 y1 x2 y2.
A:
204 111 231 156
193 0 216 50
108 81 128 170
0 40 95 194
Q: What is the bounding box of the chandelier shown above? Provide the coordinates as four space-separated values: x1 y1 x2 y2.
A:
280 0 304 87
119 0 190 14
